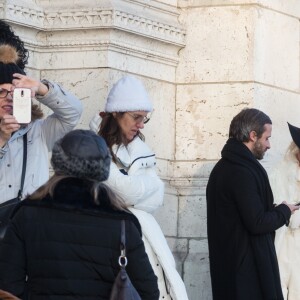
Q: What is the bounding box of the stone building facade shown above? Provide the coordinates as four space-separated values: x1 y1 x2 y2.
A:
1 0 300 299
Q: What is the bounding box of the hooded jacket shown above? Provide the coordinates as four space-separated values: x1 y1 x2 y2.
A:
207 138 291 300
0 178 159 300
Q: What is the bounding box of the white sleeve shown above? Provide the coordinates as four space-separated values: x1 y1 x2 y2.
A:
89 113 101 133
104 161 164 213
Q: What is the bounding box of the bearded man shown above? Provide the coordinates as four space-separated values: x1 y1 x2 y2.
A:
206 108 298 300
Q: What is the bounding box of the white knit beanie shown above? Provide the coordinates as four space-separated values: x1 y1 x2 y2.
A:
105 75 153 112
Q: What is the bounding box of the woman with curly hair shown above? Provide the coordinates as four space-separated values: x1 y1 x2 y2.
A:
0 42 83 207
0 20 29 69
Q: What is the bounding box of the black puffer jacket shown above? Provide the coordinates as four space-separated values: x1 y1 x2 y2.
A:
0 178 159 300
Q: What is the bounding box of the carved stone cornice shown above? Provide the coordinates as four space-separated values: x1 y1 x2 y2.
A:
5 3 44 26
3 3 186 47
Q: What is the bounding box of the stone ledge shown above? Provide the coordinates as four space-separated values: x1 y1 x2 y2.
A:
3 3 186 47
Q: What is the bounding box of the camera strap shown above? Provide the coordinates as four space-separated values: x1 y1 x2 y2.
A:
17 133 27 200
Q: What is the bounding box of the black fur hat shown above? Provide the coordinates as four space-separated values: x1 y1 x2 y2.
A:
288 122 300 149
51 130 111 181
0 44 26 84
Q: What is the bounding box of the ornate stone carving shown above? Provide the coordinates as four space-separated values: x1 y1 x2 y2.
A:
4 4 185 46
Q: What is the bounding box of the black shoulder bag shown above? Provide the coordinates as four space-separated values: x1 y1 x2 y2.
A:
0 133 27 240
110 220 142 300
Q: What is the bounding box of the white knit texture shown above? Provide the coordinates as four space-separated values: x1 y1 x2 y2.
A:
105 75 153 112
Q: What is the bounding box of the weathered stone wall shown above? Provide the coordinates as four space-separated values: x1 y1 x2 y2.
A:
1 0 300 299
175 1 300 299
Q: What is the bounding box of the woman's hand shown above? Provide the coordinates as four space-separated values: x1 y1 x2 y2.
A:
12 73 49 97
0 114 20 147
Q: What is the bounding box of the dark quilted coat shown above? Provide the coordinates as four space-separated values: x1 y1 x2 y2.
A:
0 178 159 300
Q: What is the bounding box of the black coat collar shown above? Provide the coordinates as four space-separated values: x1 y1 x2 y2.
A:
221 138 273 210
19 178 142 234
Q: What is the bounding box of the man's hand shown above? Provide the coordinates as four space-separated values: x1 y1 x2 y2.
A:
0 114 20 147
282 201 300 214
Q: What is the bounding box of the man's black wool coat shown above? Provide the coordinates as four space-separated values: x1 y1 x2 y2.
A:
207 138 291 300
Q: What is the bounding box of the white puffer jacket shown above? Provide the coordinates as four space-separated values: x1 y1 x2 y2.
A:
89 114 189 300
269 142 300 252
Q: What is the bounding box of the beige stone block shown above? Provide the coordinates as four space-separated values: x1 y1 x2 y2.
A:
179 0 300 18
176 6 255 83
184 239 212 300
178 194 207 237
257 0 300 18
176 83 253 160
170 161 215 179
252 84 300 167
166 237 188 276
156 158 173 179
106 50 176 82
154 185 178 236
254 8 299 91
141 79 176 160
177 4 299 91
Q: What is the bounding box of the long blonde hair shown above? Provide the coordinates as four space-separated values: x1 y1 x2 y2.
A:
29 174 128 211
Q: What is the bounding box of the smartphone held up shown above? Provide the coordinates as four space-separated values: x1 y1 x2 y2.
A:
13 88 31 124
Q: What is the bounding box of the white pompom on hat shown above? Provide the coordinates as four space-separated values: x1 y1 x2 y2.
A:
104 75 153 113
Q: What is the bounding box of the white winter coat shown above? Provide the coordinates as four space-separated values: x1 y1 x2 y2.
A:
269 142 300 299
0 80 83 203
90 114 189 300
269 142 300 251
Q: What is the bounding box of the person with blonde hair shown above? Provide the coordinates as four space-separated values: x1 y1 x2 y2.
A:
269 122 300 300
0 129 159 299
207 108 298 300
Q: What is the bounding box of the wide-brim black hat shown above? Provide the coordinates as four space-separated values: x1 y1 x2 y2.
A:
288 122 300 148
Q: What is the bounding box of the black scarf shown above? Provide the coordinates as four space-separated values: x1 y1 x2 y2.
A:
222 138 274 210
